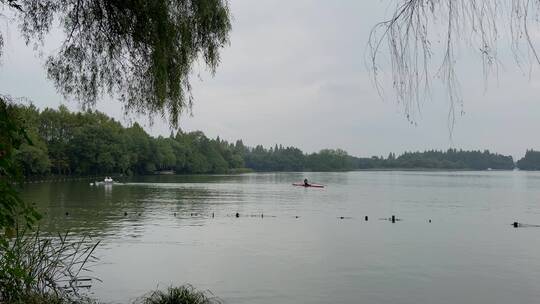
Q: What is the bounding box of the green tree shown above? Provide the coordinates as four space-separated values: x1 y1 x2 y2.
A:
14 143 50 176
154 137 176 170
517 150 540 170
38 106 76 175
0 97 41 231
11 103 51 176
306 149 352 172
1 0 232 127
125 123 154 174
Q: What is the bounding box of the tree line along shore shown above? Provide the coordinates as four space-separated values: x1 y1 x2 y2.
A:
11 104 540 177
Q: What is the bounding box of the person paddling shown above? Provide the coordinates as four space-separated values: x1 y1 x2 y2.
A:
292 180 324 188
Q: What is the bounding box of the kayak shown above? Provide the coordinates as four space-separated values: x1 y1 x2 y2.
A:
292 183 324 188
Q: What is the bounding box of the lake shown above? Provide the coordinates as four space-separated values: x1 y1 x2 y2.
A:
21 171 540 304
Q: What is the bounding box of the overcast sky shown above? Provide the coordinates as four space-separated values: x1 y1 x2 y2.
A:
1 0 539 160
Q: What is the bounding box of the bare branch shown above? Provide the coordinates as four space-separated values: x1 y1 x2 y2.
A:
369 0 540 128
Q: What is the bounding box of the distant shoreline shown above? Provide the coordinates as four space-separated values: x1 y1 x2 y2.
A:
352 168 516 172
22 168 529 183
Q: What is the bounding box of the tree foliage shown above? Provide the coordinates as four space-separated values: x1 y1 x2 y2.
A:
11 104 247 175
0 0 232 127
6 104 528 175
0 97 41 231
517 150 540 170
358 149 515 170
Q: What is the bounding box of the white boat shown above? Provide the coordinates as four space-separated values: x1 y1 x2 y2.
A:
90 177 121 186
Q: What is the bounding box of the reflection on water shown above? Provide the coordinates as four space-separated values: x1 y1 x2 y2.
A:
103 183 113 198
20 172 540 304
23 177 227 238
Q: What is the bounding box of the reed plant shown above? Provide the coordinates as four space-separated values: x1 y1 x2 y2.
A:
0 230 100 303
135 285 222 304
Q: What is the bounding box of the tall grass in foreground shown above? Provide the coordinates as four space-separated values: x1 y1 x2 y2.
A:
0 231 223 304
136 286 222 304
10 292 98 304
0 230 100 303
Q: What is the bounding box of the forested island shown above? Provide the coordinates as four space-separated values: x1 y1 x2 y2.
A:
516 150 540 170
11 104 539 177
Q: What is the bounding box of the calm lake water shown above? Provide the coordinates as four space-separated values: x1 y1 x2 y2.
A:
21 171 540 304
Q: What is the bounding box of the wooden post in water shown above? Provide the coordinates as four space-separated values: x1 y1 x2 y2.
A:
513 222 519 228
365 216 368 221
391 215 396 223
